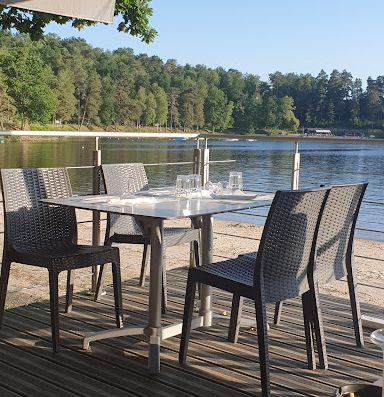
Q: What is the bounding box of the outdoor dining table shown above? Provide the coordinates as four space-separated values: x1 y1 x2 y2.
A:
41 188 273 373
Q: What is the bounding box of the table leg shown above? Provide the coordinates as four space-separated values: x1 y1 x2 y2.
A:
200 214 213 327
143 217 163 374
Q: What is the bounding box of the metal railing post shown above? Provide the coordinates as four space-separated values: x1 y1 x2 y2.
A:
92 137 101 291
201 139 210 186
193 139 202 175
193 138 209 185
291 141 300 190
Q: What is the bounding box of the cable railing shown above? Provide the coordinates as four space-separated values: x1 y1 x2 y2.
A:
1 130 384 324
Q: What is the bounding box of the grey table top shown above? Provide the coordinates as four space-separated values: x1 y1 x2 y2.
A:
41 188 273 219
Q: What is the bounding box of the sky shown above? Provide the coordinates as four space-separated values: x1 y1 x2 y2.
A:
45 0 384 84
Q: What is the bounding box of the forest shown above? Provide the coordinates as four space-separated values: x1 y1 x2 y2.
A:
0 32 383 135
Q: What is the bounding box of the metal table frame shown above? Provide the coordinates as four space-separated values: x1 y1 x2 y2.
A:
42 192 272 373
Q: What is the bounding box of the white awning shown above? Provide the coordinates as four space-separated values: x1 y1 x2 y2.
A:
0 0 116 23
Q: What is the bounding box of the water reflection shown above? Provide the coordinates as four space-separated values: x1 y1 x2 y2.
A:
0 138 383 240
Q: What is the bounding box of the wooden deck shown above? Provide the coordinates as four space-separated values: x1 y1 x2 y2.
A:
0 267 382 397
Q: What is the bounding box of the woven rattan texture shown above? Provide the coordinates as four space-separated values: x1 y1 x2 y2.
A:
101 163 200 247
197 255 255 287
1 168 119 273
2 168 75 250
102 163 148 236
260 189 328 302
315 184 366 284
196 189 328 303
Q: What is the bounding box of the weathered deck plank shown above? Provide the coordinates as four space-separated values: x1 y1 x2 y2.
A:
0 267 382 397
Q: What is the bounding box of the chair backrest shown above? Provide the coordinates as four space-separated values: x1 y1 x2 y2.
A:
0 168 76 252
315 183 368 284
101 163 149 237
255 187 330 303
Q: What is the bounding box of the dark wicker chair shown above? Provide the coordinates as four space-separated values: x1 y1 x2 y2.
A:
179 187 330 397
95 163 201 312
0 168 124 352
273 183 368 349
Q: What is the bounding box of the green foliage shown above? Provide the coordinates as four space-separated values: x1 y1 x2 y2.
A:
0 32 383 134
52 70 77 123
204 86 232 132
0 71 15 129
168 88 179 130
0 0 157 43
100 76 117 126
143 92 156 125
277 96 299 131
153 85 168 127
1 43 56 127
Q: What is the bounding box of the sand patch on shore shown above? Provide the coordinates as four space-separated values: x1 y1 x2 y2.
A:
2 210 384 318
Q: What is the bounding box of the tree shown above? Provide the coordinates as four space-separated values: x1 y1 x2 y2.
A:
0 71 15 129
193 94 205 131
364 77 382 122
241 93 260 132
222 101 234 131
314 69 328 124
52 69 76 123
180 90 194 131
3 44 56 128
153 85 168 127
0 0 157 43
168 88 179 130
82 69 102 126
99 76 117 126
136 86 147 126
347 78 362 126
143 92 156 126
204 86 232 132
277 96 299 130
257 96 278 129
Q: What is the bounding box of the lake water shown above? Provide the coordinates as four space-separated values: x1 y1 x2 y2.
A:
0 138 383 240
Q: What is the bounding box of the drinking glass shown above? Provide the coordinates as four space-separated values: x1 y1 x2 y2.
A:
229 171 243 192
205 181 222 195
188 174 201 195
175 175 191 198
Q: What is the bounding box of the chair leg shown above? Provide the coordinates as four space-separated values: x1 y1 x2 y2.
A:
65 270 74 313
179 276 197 364
161 254 168 315
111 261 124 328
48 270 60 353
139 244 150 287
346 254 364 348
0 259 11 328
255 296 271 397
309 284 328 370
228 294 243 343
302 291 316 370
94 264 106 302
273 301 283 325
193 240 201 268
192 239 202 300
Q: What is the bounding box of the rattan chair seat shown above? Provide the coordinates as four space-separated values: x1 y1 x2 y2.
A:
111 227 200 248
12 243 119 273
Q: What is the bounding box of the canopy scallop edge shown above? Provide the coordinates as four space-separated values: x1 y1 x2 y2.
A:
0 0 116 23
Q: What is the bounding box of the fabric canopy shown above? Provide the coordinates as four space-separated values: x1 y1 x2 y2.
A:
0 0 116 23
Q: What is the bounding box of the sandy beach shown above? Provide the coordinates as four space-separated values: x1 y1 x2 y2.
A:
2 209 384 317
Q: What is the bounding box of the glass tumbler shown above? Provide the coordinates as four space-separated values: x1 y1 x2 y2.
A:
175 175 191 198
229 171 243 192
188 174 201 195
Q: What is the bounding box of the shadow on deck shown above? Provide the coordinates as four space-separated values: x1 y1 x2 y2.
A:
0 267 382 397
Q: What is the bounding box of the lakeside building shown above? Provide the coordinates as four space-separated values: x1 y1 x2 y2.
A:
304 128 332 136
